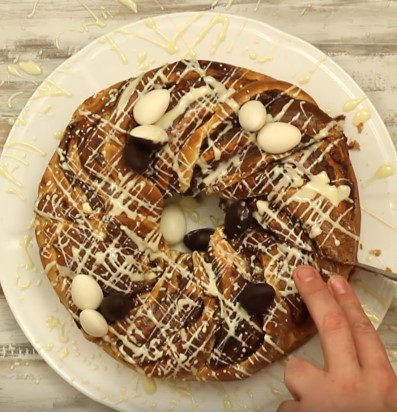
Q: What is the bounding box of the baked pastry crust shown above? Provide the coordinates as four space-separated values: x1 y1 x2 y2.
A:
34 60 360 381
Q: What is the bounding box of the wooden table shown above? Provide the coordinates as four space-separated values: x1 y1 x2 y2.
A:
1 1 397 411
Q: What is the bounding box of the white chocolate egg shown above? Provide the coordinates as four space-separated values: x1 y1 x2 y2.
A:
160 204 187 245
238 100 267 132
130 125 169 145
71 274 104 310
257 122 302 154
133 89 171 126
79 309 108 338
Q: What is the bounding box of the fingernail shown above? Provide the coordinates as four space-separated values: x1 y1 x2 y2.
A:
329 276 348 295
294 266 316 282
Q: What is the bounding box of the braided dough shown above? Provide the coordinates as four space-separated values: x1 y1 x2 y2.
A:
34 60 360 381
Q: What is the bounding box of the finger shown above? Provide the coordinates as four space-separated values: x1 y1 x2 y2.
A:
284 357 321 400
277 399 299 412
293 266 359 373
328 275 393 371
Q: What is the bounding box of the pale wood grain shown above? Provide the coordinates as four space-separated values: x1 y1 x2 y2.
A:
1 0 396 147
1 0 397 410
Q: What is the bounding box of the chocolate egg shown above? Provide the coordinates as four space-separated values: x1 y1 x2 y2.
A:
224 200 252 238
99 293 133 322
79 309 109 338
133 89 170 126
237 283 276 315
160 204 187 245
257 122 302 154
123 139 152 173
130 125 169 149
183 228 215 251
238 100 267 132
71 274 103 311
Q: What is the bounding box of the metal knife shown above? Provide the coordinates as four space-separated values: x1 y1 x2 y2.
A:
354 262 397 282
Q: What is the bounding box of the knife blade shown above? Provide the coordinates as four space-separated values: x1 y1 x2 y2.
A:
354 262 397 282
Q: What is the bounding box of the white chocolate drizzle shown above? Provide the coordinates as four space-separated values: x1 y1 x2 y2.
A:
100 35 128 64
27 0 41 18
34 59 359 381
18 61 43 76
353 108 371 127
80 1 108 32
361 206 397 233
362 164 395 188
34 80 72 98
297 55 327 85
343 97 366 112
7 92 24 109
7 65 22 78
118 0 138 13
289 172 351 207
119 14 229 57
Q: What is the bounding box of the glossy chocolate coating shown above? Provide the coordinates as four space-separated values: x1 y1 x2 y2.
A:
183 228 215 251
123 139 152 173
131 135 162 151
99 293 133 322
237 283 276 315
224 200 252 238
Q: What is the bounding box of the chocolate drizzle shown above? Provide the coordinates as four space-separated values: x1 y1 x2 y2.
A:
34 59 360 381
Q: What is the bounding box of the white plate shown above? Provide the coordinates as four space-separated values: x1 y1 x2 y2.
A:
1 11 397 412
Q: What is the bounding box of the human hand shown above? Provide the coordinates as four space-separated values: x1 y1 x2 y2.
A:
278 265 397 412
